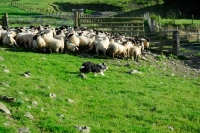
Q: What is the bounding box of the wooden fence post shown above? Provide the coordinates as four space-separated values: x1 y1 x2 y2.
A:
151 19 155 32
172 30 180 56
2 13 8 28
74 11 79 28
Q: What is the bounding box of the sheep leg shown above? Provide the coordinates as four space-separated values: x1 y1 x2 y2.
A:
112 53 115 59
134 55 136 61
103 49 107 58
136 56 139 62
60 48 64 54
96 48 99 57
13 40 19 47
14 43 19 48
55 48 59 53
146 47 149 52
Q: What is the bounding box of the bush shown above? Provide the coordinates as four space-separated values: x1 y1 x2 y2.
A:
85 9 95 15
150 13 158 21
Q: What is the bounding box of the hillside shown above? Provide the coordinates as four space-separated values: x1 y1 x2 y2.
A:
0 0 162 16
0 1 200 132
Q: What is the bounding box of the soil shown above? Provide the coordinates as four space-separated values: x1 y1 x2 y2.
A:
142 47 200 78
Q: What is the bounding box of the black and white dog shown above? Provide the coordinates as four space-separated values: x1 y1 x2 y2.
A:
80 61 108 76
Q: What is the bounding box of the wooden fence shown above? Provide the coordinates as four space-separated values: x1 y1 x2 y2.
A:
75 11 144 37
146 30 180 56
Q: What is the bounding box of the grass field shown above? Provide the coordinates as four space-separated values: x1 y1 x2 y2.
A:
0 1 200 132
0 46 200 132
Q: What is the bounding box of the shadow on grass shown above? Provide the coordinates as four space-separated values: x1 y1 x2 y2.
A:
53 2 123 12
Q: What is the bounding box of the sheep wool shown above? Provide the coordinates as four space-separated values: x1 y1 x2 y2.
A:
3 33 18 47
41 33 64 53
129 45 143 62
66 41 79 52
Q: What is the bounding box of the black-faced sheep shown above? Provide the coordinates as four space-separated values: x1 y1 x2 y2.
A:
135 36 150 52
32 34 47 51
67 32 80 47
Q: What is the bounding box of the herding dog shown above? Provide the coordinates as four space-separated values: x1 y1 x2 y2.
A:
79 61 108 76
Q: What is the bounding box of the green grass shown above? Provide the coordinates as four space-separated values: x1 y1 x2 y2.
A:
0 46 200 132
0 3 40 16
0 1 200 132
159 19 200 26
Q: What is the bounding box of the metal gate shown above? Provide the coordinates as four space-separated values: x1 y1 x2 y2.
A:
7 13 74 28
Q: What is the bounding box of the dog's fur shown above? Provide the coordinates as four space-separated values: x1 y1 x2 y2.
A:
79 61 108 76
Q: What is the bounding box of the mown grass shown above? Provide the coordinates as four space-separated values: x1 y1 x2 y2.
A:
0 46 200 132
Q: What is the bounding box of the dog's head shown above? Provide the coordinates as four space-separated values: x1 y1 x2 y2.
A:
99 62 108 71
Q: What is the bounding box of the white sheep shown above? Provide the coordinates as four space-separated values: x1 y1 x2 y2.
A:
107 40 130 59
95 36 110 57
15 29 37 48
0 29 21 42
40 29 56 37
78 34 95 51
129 44 144 62
32 34 46 50
65 41 79 52
41 32 64 53
3 32 18 47
92 30 110 53
67 32 80 46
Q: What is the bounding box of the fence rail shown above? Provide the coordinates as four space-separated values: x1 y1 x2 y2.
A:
75 12 144 36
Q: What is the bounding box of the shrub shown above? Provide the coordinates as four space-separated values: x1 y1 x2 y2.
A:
85 9 95 15
150 12 158 21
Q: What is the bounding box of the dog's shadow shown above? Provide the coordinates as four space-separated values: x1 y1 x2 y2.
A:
65 71 80 75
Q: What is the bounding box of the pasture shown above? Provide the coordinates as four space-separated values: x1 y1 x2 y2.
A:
0 0 200 132
0 45 200 132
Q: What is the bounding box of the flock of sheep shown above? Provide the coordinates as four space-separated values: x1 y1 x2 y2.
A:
0 24 150 61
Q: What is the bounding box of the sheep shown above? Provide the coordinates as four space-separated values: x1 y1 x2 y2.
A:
129 43 144 62
3 32 19 47
32 34 46 51
92 30 110 54
135 36 150 52
65 40 79 53
0 28 21 42
41 32 64 53
95 35 110 57
67 31 80 47
107 39 130 59
15 29 37 48
78 33 95 52
15 32 28 47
